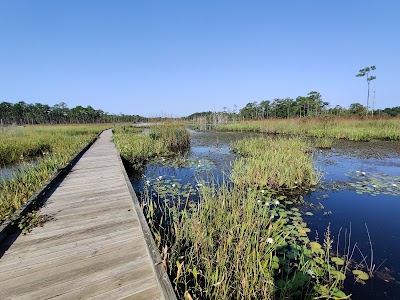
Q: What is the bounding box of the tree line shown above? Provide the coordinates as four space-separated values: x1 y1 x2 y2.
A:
185 91 400 124
0 101 146 125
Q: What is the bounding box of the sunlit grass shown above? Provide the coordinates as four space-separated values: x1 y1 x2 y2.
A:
231 137 318 191
142 179 348 299
113 124 352 298
113 124 190 170
0 124 110 165
217 117 400 141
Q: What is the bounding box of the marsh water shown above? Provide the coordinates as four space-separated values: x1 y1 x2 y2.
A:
0 159 40 184
130 129 400 300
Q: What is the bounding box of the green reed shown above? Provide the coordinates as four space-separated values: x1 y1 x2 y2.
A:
115 125 353 299
231 137 318 191
141 179 349 299
314 137 334 149
217 117 400 141
0 124 110 165
113 124 190 170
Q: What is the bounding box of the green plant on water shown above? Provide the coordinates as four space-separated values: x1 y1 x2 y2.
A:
140 178 350 299
314 137 334 149
116 125 381 299
230 137 319 195
345 170 400 196
113 124 190 171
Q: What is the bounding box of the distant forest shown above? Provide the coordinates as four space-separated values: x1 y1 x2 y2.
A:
0 101 146 125
185 91 400 123
1 93 399 126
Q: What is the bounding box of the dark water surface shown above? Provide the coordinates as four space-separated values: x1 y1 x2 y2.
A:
307 141 400 299
130 129 400 300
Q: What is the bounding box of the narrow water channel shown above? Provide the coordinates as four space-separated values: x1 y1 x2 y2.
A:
0 159 40 184
129 129 400 300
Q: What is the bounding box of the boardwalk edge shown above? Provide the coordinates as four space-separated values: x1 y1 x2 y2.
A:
117 151 178 300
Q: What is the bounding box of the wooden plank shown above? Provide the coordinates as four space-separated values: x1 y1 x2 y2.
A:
0 129 176 300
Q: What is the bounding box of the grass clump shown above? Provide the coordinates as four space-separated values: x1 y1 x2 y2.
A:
143 180 348 299
14 210 49 234
119 127 351 298
314 137 334 149
231 137 318 191
113 124 190 170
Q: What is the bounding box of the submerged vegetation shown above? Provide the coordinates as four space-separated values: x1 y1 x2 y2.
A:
0 124 109 222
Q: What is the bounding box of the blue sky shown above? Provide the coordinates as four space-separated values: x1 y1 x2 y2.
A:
0 1 399 117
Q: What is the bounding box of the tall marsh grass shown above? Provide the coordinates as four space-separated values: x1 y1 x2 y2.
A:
231 137 318 191
116 124 350 298
217 117 400 141
0 125 110 165
143 181 348 299
113 124 190 170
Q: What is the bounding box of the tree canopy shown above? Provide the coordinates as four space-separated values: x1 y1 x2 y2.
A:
0 101 146 125
184 91 400 122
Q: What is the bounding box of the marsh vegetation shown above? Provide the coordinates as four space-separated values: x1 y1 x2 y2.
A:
0 124 109 222
115 123 400 299
113 124 190 171
2 120 398 299
217 118 400 141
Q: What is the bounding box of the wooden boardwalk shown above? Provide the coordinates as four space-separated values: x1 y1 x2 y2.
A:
0 129 175 300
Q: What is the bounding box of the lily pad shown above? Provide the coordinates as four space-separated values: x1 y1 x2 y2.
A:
352 270 369 280
331 257 345 266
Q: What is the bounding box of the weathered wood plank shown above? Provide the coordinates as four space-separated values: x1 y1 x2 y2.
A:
0 129 176 300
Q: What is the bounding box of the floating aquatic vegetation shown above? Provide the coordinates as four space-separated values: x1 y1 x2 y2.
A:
114 124 190 171
140 175 198 199
345 170 400 196
188 158 215 172
151 156 216 173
